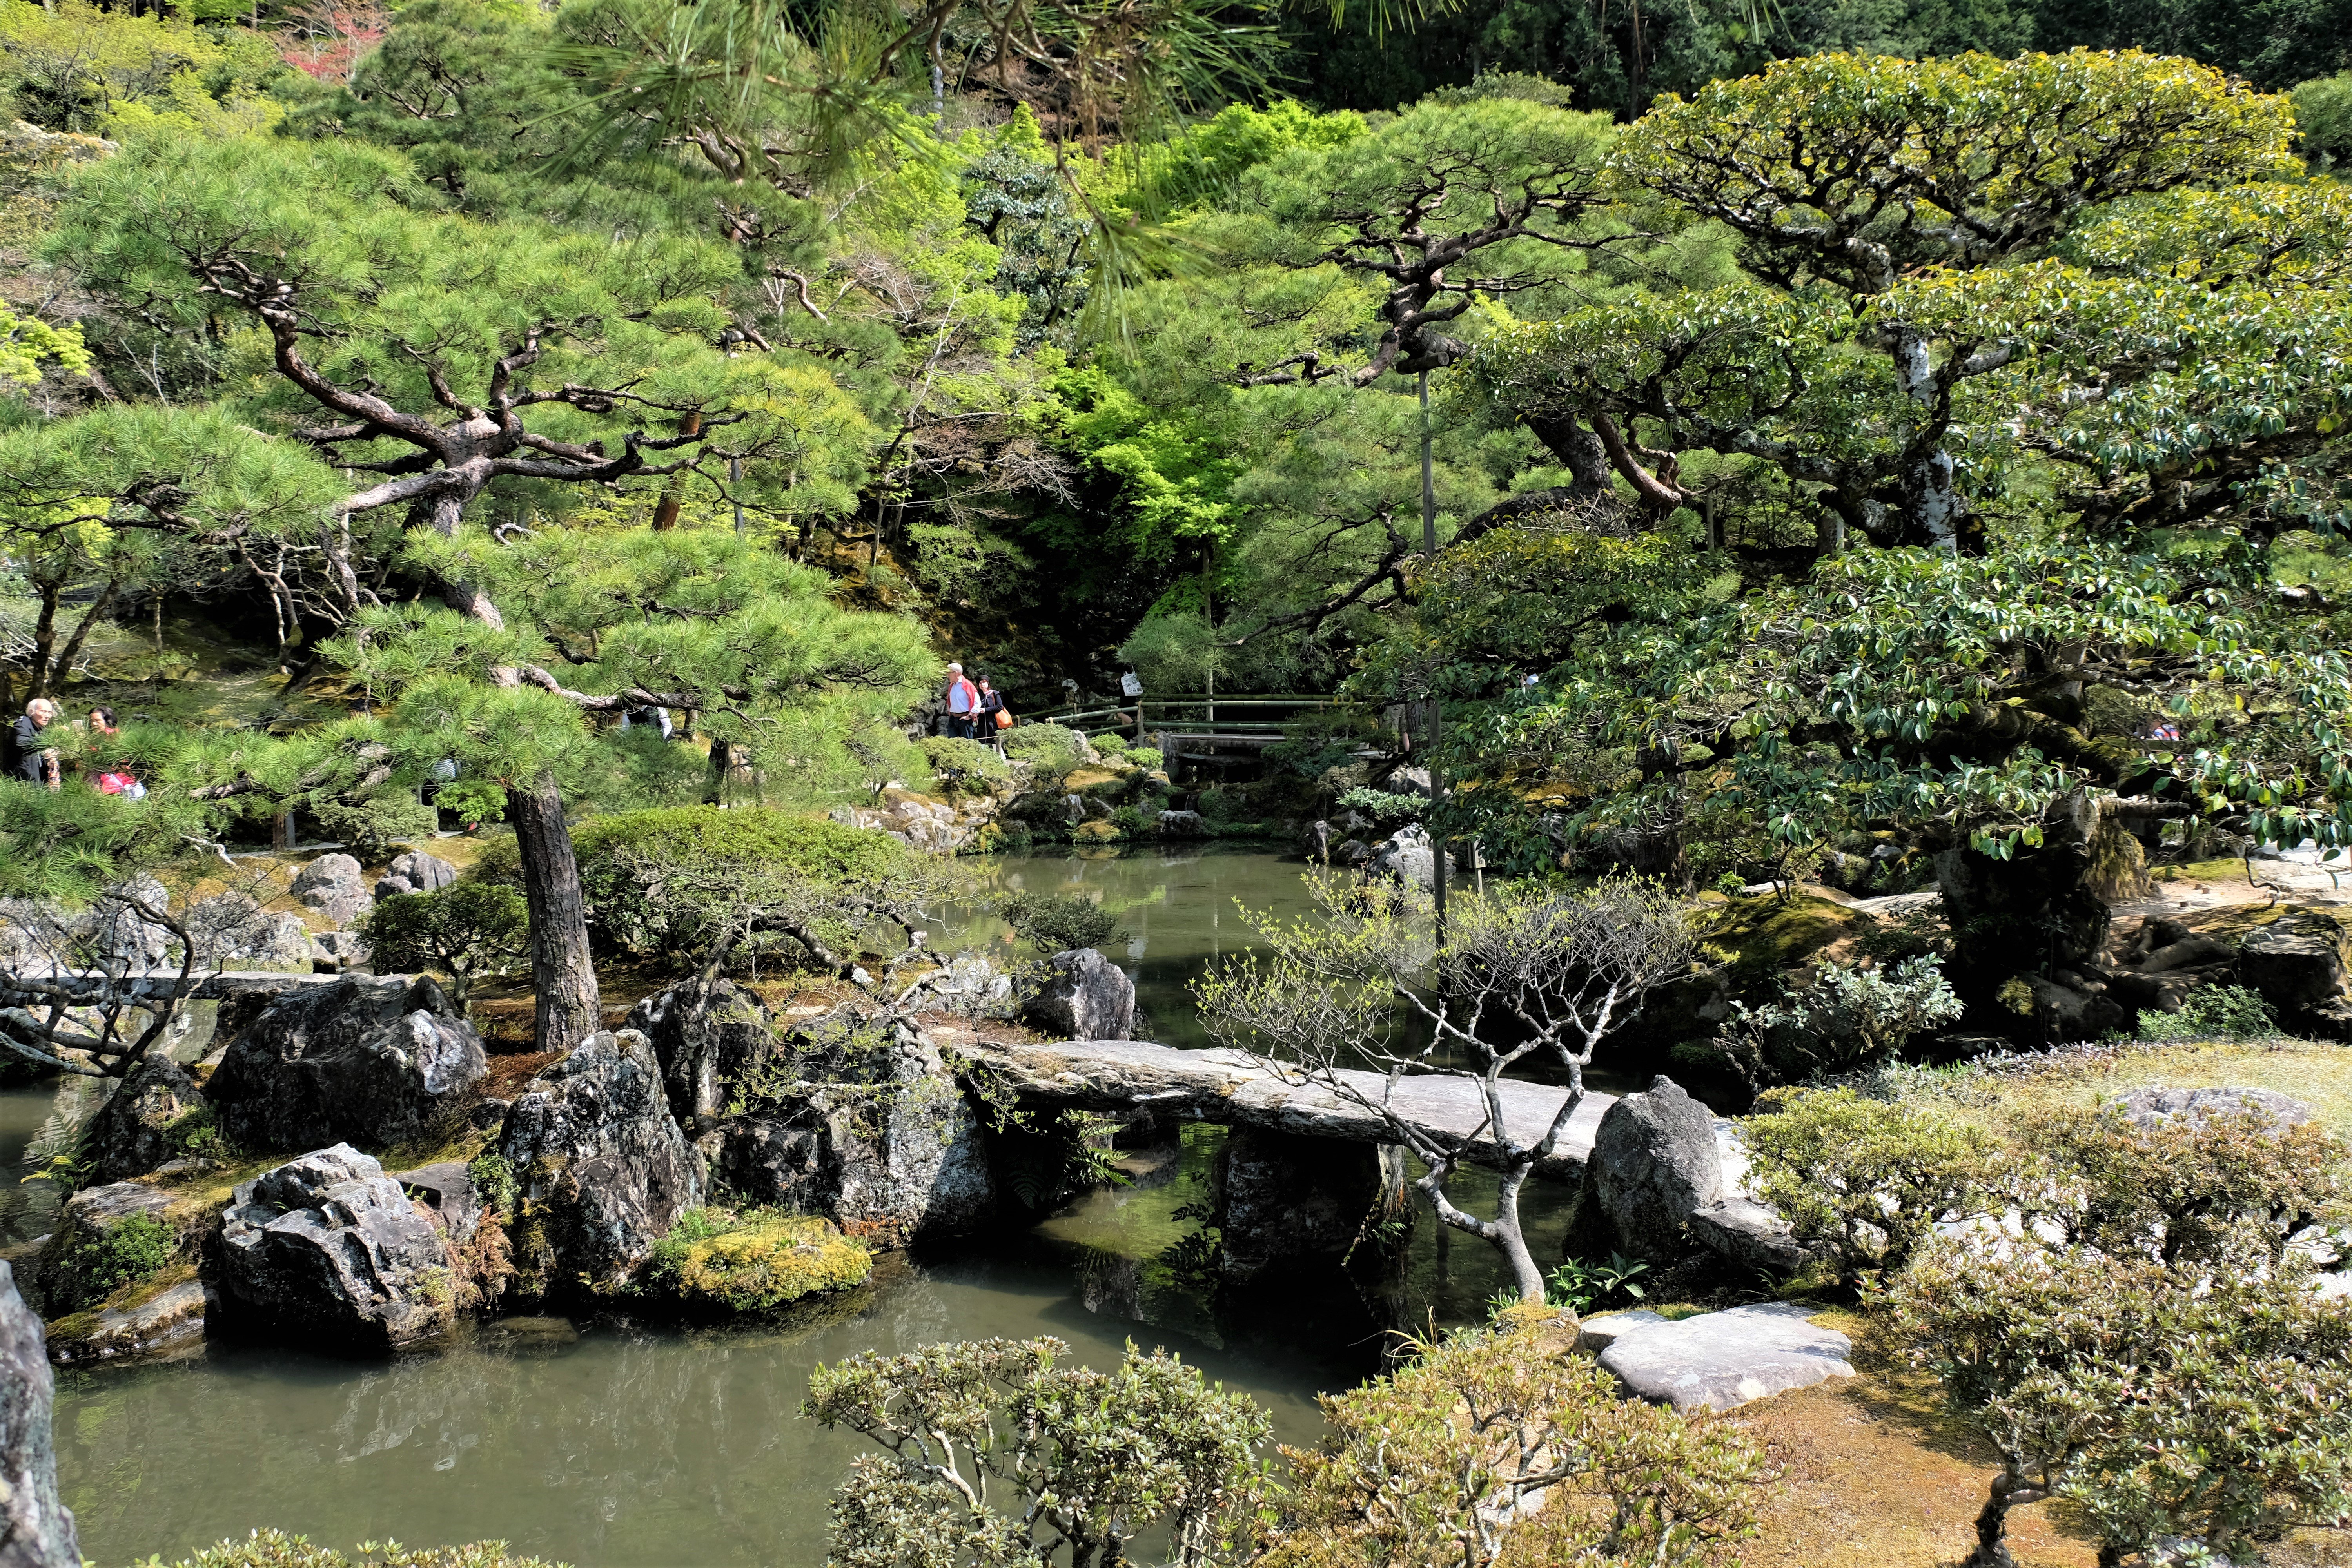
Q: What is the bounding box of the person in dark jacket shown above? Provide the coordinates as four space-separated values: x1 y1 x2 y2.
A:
11 699 59 788
975 677 1008 752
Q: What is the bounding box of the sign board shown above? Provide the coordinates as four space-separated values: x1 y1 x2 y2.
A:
1119 672 1143 698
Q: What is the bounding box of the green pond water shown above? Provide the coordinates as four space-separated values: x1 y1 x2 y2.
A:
14 846 1589 1568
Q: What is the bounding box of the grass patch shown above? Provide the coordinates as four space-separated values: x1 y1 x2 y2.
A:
646 1208 873 1314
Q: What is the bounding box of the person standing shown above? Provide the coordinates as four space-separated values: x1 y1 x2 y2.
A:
975 676 1008 753
86 706 143 797
943 663 978 739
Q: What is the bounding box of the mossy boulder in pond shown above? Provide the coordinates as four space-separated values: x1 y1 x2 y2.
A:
648 1209 871 1312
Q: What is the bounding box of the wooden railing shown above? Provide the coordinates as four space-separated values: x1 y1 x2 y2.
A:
1029 694 1351 744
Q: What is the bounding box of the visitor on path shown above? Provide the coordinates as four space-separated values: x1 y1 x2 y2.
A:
10 698 58 788
86 706 143 797
943 663 978 739
620 704 674 740
976 676 1009 752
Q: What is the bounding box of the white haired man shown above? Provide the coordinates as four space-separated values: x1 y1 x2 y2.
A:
11 697 59 788
943 663 978 739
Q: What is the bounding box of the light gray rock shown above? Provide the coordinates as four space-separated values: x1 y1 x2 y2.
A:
212 1144 455 1352
1022 948 1135 1042
309 929 372 973
82 1053 205 1184
388 1161 482 1246
45 1278 210 1366
1686 1196 1811 1276
1589 1076 1722 1262
2119 1085 2314 1130
0 1259 78 1566
1599 1301 1855 1412
1156 809 1209 837
1574 1308 1666 1354
290 853 370 928
372 876 415 902
927 956 1014 1019
1371 824 1436 889
387 851 457 893
187 893 314 974
206 975 487 1152
499 1031 704 1295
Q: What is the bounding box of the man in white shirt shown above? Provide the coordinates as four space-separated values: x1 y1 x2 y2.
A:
944 663 978 739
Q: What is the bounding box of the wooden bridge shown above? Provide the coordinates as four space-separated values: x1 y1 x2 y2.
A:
1036 694 1357 754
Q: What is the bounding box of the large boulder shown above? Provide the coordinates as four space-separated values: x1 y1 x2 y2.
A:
0 1260 78 1566
185 893 314 974
211 1144 455 1353
697 1110 834 1214
1597 1301 1855 1413
206 975 487 1152
625 978 780 1132
823 1031 996 1244
82 1053 206 1184
2238 915 2352 1039
499 1031 704 1296
1370 824 1437 890
387 850 457 893
291 853 370 927
1022 948 1135 1042
1587 1076 1722 1263
1935 789 2111 993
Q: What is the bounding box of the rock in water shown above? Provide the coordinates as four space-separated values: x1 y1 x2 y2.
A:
211 1144 454 1353
626 978 779 1131
206 975 487 1152
291 853 371 927
1156 809 1209 837
824 1030 995 1244
499 1031 703 1295
1598 1302 1855 1412
1219 1127 1397 1280
1588 1076 1722 1263
0 1260 78 1566
697 1111 834 1215
83 1053 205 1183
1022 948 1135 1041
387 851 457 893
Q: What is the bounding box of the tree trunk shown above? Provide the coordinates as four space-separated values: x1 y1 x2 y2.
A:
651 412 703 531
507 772 601 1056
1524 411 1613 499
1492 1166 1546 1303
410 491 506 628
1888 327 1965 552
1965 1470 2023 1568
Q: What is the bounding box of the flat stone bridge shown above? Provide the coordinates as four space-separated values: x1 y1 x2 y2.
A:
952 1036 1615 1182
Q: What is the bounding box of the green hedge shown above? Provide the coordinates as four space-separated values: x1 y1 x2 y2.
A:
478 807 931 962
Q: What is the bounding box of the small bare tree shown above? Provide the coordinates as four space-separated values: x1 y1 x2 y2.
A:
0 881 212 1079
1194 874 1696 1303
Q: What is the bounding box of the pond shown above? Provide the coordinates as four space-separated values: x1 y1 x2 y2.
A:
25 846 1588 1567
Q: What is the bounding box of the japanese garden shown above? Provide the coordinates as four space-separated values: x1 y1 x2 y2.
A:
0 0 2350 1562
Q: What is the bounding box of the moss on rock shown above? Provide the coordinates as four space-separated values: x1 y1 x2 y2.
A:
648 1209 872 1313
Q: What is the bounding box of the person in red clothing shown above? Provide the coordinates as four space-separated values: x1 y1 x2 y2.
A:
943 662 979 739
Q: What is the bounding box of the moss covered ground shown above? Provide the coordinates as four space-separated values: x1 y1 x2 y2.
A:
647 1210 873 1313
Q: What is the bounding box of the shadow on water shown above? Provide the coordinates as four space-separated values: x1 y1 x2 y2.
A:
32 844 1600 1566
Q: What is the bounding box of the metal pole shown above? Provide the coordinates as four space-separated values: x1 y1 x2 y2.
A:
1420 370 1446 942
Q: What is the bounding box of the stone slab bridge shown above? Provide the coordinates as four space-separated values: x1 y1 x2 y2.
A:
952 1036 1613 1181
949 1036 1802 1278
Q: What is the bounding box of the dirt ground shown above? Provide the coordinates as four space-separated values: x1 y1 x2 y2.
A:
1729 1308 2352 1567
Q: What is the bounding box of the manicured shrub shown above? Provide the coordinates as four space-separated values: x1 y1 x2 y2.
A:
476 807 938 966
1000 891 1123 954
310 794 436 865
1002 722 1091 775
920 736 1011 798
1715 955 1962 1088
145 1530 568 1567
648 1209 871 1312
1124 746 1163 772
360 883 528 1003
1272 1311 1766 1565
1744 1086 1991 1292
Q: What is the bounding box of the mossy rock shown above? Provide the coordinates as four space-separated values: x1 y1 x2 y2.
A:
1063 766 1131 797
1696 891 1861 978
1074 820 1125 843
649 1211 872 1313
